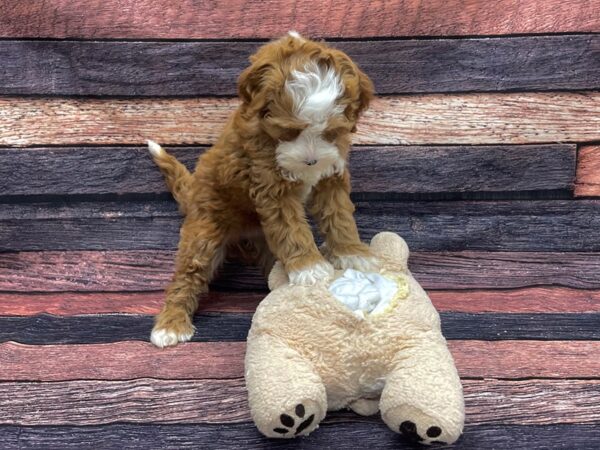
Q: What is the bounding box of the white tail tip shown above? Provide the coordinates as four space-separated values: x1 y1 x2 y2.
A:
147 139 164 157
288 30 304 41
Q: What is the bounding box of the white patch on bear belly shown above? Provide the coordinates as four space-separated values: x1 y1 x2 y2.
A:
328 269 399 318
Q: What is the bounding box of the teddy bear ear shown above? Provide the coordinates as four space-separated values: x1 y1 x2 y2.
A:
369 232 409 269
268 261 289 290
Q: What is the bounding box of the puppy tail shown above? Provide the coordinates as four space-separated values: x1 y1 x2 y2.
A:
147 140 192 215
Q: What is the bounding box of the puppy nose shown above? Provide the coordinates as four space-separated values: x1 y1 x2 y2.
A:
305 159 318 166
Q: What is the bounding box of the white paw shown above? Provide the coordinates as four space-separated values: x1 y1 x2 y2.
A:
150 327 194 348
289 261 334 286
331 254 380 272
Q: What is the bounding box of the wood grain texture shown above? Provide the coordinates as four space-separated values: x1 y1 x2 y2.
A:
2 94 600 146
3 287 598 316
0 145 576 197
0 341 245 381
2 312 598 344
576 146 600 196
1 0 599 38
0 378 598 426
2 36 600 95
0 292 263 316
1 423 599 450
2 251 600 292
1 341 598 381
2 199 600 252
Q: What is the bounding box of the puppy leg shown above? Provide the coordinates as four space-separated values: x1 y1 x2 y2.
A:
255 191 333 285
151 216 226 348
309 173 379 272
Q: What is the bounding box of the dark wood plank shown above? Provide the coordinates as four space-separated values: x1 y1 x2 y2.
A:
0 145 576 197
2 0 599 39
3 94 600 147
2 251 600 292
0 378 598 426
1 423 599 450
576 145 600 197
2 37 600 95
2 199 600 252
0 313 598 344
3 287 598 316
1 341 598 381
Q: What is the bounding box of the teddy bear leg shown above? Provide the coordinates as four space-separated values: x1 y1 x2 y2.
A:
379 339 465 445
245 334 327 438
348 398 380 416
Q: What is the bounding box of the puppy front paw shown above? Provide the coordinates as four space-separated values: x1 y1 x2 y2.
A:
330 253 380 272
150 327 194 348
288 260 334 286
151 309 195 348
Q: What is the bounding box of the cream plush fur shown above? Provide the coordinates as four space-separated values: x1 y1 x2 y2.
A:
245 232 465 444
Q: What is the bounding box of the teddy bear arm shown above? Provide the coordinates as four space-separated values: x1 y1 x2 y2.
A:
245 333 327 438
379 336 465 445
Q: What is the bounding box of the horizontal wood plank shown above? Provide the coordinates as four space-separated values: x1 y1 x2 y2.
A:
0 378 598 426
2 251 600 292
2 37 600 96
1 423 599 450
0 145 576 197
2 0 599 38
2 287 598 316
2 200 600 252
0 292 263 316
1 341 598 381
0 313 598 344
575 145 600 196
2 94 600 146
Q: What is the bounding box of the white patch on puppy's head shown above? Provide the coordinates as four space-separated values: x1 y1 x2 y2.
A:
277 61 345 185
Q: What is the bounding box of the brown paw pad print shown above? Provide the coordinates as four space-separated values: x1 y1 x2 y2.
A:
273 404 315 436
399 421 447 445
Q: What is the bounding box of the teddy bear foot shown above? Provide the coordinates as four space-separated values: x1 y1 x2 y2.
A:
264 400 323 438
382 404 460 446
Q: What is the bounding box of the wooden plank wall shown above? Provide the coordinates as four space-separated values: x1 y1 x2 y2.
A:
0 1 599 448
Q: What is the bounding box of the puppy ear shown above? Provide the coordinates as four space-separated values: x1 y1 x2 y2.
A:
238 62 272 105
350 67 374 132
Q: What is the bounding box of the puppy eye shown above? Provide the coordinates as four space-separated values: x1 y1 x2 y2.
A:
322 127 344 142
278 128 302 141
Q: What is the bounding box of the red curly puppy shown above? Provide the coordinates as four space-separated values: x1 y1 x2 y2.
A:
148 32 377 347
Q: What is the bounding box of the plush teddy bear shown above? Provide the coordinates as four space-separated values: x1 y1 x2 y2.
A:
245 232 465 445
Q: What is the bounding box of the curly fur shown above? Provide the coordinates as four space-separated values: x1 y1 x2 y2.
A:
148 32 375 348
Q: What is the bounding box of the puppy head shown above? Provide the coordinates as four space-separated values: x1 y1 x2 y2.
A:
238 32 374 182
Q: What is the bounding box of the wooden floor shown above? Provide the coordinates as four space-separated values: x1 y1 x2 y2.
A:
1 1 600 448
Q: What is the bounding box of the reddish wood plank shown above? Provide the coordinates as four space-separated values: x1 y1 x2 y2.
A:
1 0 598 38
0 378 598 426
0 342 245 381
1 287 598 317
428 288 600 313
2 94 600 147
576 146 600 196
0 341 598 381
2 251 599 292
0 292 263 316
